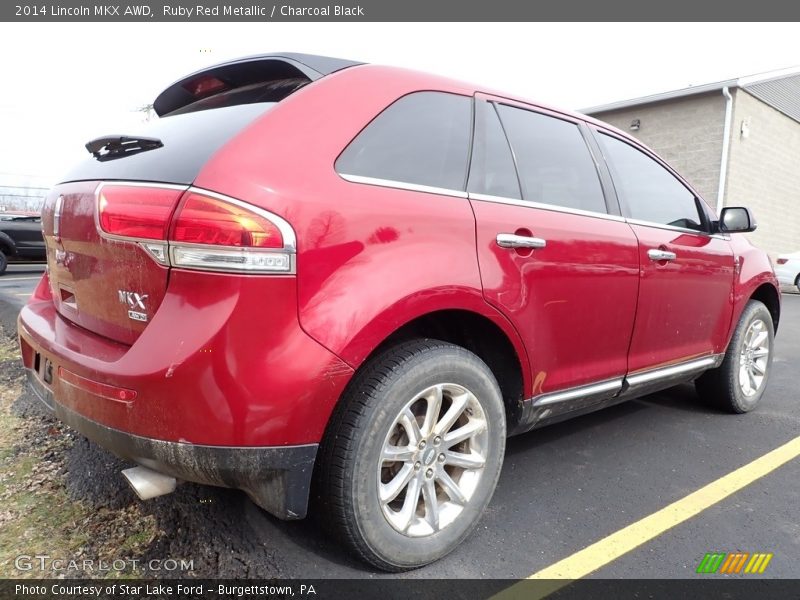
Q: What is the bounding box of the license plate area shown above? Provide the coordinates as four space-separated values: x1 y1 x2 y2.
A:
33 352 54 386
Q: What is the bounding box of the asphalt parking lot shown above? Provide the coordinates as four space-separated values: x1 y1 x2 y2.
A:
2 274 799 580
0 263 45 309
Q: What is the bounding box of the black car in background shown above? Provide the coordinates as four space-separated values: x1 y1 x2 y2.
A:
0 214 45 273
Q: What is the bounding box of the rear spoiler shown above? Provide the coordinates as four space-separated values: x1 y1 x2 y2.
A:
153 52 362 117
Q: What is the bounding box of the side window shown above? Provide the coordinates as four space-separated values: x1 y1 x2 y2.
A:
598 133 705 231
467 101 522 199
496 104 607 213
335 92 472 191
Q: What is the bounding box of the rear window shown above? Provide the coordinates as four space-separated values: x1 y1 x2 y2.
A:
62 103 273 185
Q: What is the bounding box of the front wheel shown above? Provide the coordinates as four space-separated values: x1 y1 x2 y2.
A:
695 299 775 413
317 339 506 571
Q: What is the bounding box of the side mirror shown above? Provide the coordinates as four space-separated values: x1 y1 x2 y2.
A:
718 207 757 233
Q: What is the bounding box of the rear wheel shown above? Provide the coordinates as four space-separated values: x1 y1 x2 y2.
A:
0 251 7 274
317 339 506 571
795 273 800 294
695 300 774 413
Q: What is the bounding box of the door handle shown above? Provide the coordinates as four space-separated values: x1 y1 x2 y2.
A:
647 248 677 262
496 233 547 249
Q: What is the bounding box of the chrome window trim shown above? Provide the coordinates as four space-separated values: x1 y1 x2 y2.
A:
625 355 722 387
624 217 718 238
532 378 623 407
338 173 468 199
468 192 627 223
466 192 729 237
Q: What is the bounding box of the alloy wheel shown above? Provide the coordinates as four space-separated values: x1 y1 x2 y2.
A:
377 383 488 537
738 318 770 397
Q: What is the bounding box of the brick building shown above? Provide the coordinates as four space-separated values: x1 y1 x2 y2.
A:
583 69 800 256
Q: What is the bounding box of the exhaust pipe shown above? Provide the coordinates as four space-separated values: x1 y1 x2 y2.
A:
121 466 177 500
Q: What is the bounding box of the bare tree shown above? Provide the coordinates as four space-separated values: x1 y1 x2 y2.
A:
136 103 156 122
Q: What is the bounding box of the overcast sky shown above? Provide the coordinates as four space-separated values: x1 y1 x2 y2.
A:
1 22 799 186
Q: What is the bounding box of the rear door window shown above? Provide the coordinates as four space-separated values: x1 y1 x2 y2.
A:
598 133 706 231
496 105 607 214
468 100 522 199
336 92 473 191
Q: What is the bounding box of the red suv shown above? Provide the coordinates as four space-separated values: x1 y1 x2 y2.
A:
18 53 780 571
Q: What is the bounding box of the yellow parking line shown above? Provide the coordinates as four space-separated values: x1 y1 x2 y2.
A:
498 435 800 598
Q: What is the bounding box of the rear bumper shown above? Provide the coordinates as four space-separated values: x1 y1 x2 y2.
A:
26 369 317 519
16 271 353 447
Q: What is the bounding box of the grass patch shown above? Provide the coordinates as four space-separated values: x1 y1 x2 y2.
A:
0 341 21 362
0 336 165 578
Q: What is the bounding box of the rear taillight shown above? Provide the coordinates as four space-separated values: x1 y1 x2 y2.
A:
171 192 283 248
169 191 292 273
776 258 788 265
95 184 294 274
98 184 184 240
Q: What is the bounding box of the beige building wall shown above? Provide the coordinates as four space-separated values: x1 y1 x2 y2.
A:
589 92 728 206
724 89 800 256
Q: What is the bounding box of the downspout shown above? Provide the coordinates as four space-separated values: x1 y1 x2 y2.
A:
716 86 734 214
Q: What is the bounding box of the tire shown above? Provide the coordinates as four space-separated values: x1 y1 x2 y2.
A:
695 300 774 413
316 339 506 571
795 274 800 294
0 251 7 274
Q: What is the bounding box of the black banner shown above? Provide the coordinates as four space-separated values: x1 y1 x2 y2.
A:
2 579 800 600
3 0 800 22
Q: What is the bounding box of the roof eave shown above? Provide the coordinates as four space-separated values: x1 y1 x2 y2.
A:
580 78 739 115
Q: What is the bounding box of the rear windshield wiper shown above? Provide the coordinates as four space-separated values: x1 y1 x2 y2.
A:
85 135 163 161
